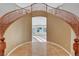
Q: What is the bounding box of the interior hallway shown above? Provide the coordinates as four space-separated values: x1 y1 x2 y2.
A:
7 42 70 56
1 3 79 56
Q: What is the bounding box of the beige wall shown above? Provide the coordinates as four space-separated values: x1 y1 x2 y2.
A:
70 28 76 55
47 13 71 53
4 14 32 55
32 11 72 53
4 11 75 55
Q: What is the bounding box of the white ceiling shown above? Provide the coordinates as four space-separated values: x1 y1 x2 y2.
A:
60 3 79 17
16 3 32 8
0 3 79 17
0 3 19 16
16 3 63 8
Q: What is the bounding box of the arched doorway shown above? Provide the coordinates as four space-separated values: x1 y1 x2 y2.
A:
0 3 79 56
4 14 72 56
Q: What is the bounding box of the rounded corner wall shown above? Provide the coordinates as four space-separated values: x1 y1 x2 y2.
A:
4 14 32 55
47 13 73 54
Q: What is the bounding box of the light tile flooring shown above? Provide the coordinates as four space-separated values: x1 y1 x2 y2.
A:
8 42 70 56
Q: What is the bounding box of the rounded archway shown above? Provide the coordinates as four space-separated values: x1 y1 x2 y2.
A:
0 3 79 37
0 3 79 56
3 11 75 56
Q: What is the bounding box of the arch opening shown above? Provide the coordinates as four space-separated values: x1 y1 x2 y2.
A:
3 11 76 55
0 3 78 56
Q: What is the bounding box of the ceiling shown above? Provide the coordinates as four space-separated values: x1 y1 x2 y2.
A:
16 3 63 8
0 3 79 17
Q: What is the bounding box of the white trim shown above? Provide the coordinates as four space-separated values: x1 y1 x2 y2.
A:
47 41 71 56
7 41 31 56
7 41 71 56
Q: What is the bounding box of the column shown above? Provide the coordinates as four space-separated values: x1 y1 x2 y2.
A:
73 37 79 56
0 37 6 56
